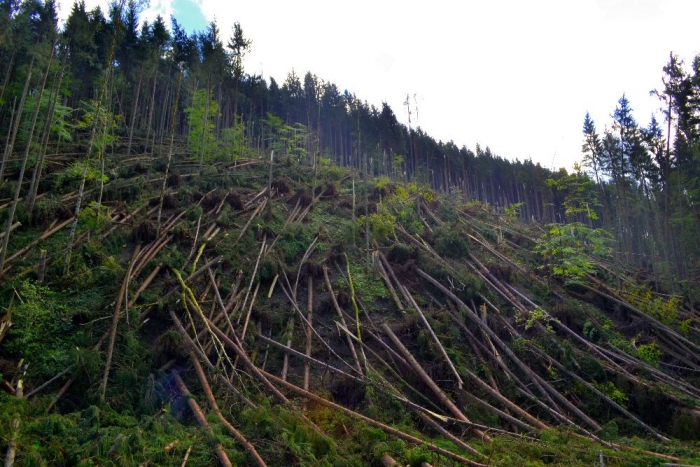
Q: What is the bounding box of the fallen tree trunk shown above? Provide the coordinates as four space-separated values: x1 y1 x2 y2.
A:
261 370 487 467
189 354 266 467
381 323 491 442
171 373 233 467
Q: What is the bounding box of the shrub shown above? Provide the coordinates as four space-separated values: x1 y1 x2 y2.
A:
3 281 80 378
433 225 469 259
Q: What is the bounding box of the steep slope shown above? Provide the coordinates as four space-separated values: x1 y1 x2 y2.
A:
0 145 699 466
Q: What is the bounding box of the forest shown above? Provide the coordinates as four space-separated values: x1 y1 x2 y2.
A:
1 0 700 465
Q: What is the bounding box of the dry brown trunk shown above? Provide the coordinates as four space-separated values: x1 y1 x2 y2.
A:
304 276 313 390
172 374 233 467
262 370 487 466
189 354 267 466
381 323 490 442
100 245 141 402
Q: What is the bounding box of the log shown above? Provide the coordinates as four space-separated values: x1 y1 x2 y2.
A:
190 354 267 467
203 316 288 403
304 276 313 391
416 267 602 432
380 453 399 466
172 374 233 467
262 370 487 466
323 265 363 375
100 245 141 402
381 323 491 442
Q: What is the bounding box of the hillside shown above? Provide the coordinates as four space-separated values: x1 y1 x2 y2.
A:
0 139 699 466
2 1 700 465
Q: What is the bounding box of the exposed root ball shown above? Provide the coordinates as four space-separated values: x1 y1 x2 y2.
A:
190 191 204 203
336 290 351 308
327 244 345 265
152 193 178 210
202 192 223 211
387 243 417 265
133 162 148 175
337 198 353 210
227 191 243 210
488 264 511 283
271 177 291 195
130 221 158 243
301 260 324 279
166 172 181 188
315 182 338 199
355 202 377 217
370 183 394 202
162 193 178 210
330 376 365 409
291 187 312 207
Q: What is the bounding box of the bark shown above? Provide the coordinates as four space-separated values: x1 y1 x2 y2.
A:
262 370 487 466
189 354 267 467
381 323 491 442
172 374 233 467
0 57 34 182
100 245 141 402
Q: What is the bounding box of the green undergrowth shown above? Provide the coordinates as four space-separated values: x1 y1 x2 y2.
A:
1 150 700 466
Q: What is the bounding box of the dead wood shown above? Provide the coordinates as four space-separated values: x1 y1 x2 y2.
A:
100 245 141 402
281 316 294 382
256 334 362 383
323 265 363 375
400 283 465 389
539 348 670 443
171 373 233 467
416 267 603 432
202 315 288 403
189 354 267 467
262 370 488 466
381 322 491 442
304 276 313 391
380 453 399 466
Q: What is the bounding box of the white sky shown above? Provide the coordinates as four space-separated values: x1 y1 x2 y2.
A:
58 0 700 171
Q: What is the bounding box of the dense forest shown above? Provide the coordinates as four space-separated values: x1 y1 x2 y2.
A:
1 1 700 466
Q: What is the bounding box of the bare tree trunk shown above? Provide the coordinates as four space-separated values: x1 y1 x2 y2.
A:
126 66 143 156
28 55 67 213
100 245 140 402
156 69 183 237
0 48 53 273
0 57 34 182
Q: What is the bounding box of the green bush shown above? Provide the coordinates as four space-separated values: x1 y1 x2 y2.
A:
3 281 80 378
433 225 469 259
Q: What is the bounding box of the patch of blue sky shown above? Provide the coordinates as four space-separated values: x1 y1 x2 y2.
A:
171 0 208 33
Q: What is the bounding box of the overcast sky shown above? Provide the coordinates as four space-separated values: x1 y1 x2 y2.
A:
58 0 700 170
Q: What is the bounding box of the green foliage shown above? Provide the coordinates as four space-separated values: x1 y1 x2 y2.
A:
345 262 389 303
357 210 396 242
185 89 220 160
504 202 525 220
594 381 629 408
535 222 613 286
220 114 249 161
279 223 316 264
523 308 554 332
547 165 600 221
625 285 680 325
583 320 600 342
433 224 469 259
21 92 74 143
75 100 120 152
263 112 310 162
78 201 113 233
636 342 663 366
55 160 109 190
3 281 79 378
